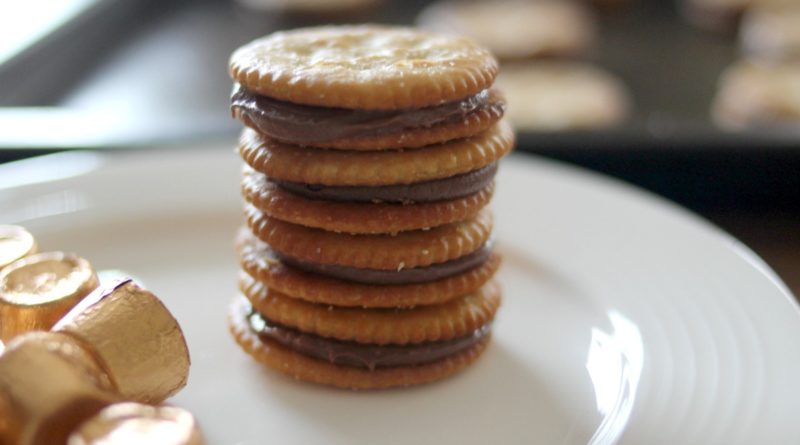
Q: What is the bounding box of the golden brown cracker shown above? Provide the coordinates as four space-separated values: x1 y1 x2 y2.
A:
239 120 515 187
234 89 505 150
239 238 501 308
241 273 501 344
228 296 491 389
242 170 494 234
229 25 498 110
244 207 493 269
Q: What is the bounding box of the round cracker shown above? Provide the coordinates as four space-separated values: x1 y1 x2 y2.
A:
239 120 514 186
234 88 505 150
242 169 494 235
229 25 498 110
241 273 501 345
239 238 501 308
229 296 490 389
244 208 493 270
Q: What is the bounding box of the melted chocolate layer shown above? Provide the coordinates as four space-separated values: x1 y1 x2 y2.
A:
231 85 493 144
248 310 491 370
276 243 492 285
275 163 497 203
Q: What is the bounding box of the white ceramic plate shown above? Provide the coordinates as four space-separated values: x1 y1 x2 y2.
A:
1 148 798 445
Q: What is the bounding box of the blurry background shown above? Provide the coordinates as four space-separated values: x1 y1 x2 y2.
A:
0 0 797 291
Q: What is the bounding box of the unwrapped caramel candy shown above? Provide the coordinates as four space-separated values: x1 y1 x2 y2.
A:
68 402 205 445
0 252 99 342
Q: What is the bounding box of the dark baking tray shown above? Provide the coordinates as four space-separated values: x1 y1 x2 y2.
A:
518 0 793 149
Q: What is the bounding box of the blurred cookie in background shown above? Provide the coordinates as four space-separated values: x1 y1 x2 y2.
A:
682 0 747 33
586 0 634 12
496 62 630 132
712 59 800 130
234 0 381 19
416 0 595 61
741 6 800 60
682 0 794 34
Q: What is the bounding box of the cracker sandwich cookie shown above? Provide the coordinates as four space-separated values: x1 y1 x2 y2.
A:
228 25 514 389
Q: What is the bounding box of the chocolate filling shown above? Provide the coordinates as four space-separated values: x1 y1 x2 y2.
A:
231 84 495 144
248 309 491 370
274 163 497 203
275 242 492 285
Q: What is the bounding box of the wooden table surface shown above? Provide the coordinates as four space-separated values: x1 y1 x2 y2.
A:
710 212 800 299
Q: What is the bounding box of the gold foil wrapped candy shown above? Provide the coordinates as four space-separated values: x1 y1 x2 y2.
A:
0 279 194 445
68 403 205 445
0 252 99 342
0 225 37 270
0 331 120 445
53 279 191 404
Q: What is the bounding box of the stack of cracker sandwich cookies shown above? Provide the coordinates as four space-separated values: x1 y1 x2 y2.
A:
228 25 514 389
